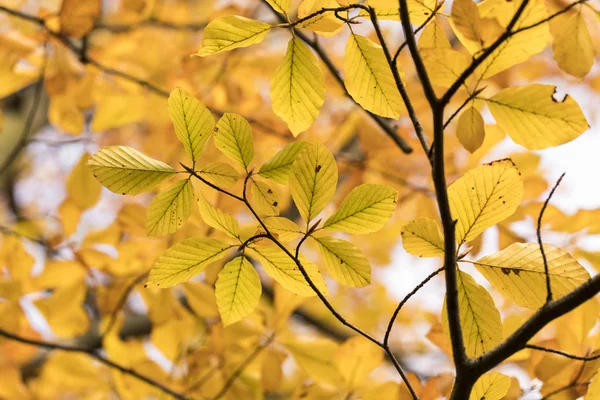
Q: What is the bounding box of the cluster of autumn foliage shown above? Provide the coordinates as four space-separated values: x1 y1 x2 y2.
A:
1 0 600 399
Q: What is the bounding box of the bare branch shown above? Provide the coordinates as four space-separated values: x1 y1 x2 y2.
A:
527 344 600 362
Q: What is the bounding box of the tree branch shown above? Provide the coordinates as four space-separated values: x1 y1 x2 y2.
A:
526 344 600 362
0 328 191 400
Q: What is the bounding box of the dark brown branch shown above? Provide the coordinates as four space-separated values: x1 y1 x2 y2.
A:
511 0 588 36
527 344 600 362
384 266 445 346
538 173 565 303
0 328 191 400
280 4 367 28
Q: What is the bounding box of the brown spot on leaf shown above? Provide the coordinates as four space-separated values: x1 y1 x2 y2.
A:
502 268 511 275
315 165 322 173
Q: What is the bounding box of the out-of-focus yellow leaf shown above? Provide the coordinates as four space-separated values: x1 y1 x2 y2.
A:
470 372 511 400
183 281 220 318
195 16 272 57
448 159 523 244
58 199 82 237
91 94 146 132
315 236 371 287
587 369 600 399
552 12 594 79
248 244 328 297
215 256 262 326
258 141 310 184
401 217 444 257
474 243 591 309
344 34 403 119
59 0 101 37
87 146 176 195
168 87 214 162
146 179 194 236
324 183 397 234
282 336 342 385
334 337 383 389
442 270 502 358
457 106 485 153
289 142 338 222
35 284 89 338
214 113 254 170
66 153 101 209
146 238 232 288
487 84 589 150
271 38 325 136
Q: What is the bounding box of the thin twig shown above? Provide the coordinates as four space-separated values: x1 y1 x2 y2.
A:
443 87 486 129
538 173 565 304
0 328 191 400
526 344 600 362
392 3 443 66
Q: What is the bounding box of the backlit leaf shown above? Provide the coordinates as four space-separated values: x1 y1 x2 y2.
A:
271 37 325 136
297 0 344 35
87 146 176 195
315 237 371 288
215 256 262 326
457 106 485 153
470 372 511 400
263 217 302 242
197 162 239 188
401 218 444 257
324 183 397 234
474 243 591 309
421 48 471 88
214 113 254 170
361 0 438 25
266 0 291 14
250 180 280 216
289 142 338 222
146 179 194 236
418 21 451 49
197 192 240 239
146 238 232 288
258 141 310 184
195 16 271 57
552 12 594 78
448 159 523 244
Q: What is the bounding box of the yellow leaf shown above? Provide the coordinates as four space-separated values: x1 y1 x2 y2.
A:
168 87 215 162
35 284 89 338
487 84 589 150
421 48 471 88
457 107 485 153
58 199 82 237
450 0 503 48
250 180 280 216
470 372 511 400
215 256 262 326
315 237 371 288
334 337 383 389
197 192 240 239
263 217 302 242
146 238 232 288
448 159 523 244
282 336 342 385
249 244 328 297
146 179 194 236
195 16 272 57
183 281 220 318
474 242 591 309
324 183 397 234
271 38 325 136
66 153 101 210
344 34 403 119
87 146 176 195
401 218 444 257
361 0 438 25
214 113 254 170
59 0 101 37
266 0 291 14
258 141 310 184
197 162 239 188
442 271 502 358
289 142 338 222
297 0 344 35
587 369 600 399
91 94 146 132
552 12 594 78
418 21 451 49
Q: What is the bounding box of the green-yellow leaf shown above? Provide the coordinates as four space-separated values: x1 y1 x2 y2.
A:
215 256 262 326
474 242 591 309
249 244 328 297
263 217 302 242
146 179 194 236
315 237 371 288
250 180 280 216
258 141 310 184
421 48 471 88
87 146 176 195
214 113 254 169
448 159 523 244
167 87 214 162
552 12 594 79
194 16 271 57
418 21 451 49
344 34 403 119
289 142 338 222
457 107 485 153
197 192 240 239
470 372 511 400
401 218 444 257
146 238 232 288
324 183 397 234
487 84 589 150
442 270 503 358
271 37 325 136
197 162 239 188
